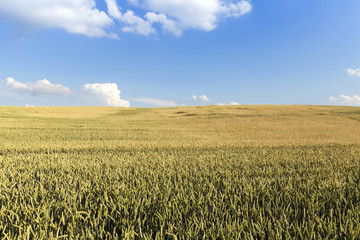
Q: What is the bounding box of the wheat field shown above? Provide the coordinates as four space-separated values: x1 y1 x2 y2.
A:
0 105 360 239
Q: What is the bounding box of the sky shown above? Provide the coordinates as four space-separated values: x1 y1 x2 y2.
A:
0 0 360 108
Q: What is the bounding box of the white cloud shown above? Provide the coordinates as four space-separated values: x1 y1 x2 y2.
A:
216 101 240 105
220 1 253 18
120 10 155 35
0 0 117 38
347 68 360 77
105 0 155 35
82 83 130 107
105 0 251 36
192 95 211 103
330 95 360 105
229 101 240 105
4 77 71 95
132 98 177 107
0 0 251 37
25 104 35 107
200 95 211 102
105 0 122 19
133 0 252 34
145 12 181 36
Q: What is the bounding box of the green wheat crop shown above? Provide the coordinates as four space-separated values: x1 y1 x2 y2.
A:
0 105 359 239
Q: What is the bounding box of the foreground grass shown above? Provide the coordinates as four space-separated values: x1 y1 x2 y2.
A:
0 105 360 239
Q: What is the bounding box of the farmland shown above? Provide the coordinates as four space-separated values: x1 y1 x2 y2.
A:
0 105 360 239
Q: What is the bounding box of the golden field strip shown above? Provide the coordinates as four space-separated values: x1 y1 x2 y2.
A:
0 105 360 239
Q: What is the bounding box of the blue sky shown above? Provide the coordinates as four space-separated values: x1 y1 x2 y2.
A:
1 0 360 107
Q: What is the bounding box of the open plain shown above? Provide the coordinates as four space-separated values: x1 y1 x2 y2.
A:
0 105 360 239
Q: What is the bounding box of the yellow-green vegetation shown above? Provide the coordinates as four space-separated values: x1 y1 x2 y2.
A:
0 105 360 239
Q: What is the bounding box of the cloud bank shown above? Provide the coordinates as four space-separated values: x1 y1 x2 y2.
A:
4 77 71 95
330 95 360 105
81 83 130 107
347 68 360 77
0 0 252 37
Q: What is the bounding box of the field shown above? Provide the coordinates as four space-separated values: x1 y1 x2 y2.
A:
0 105 360 239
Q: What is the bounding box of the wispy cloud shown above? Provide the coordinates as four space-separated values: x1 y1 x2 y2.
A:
330 95 360 105
347 68 360 77
81 83 130 107
4 77 71 96
216 101 240 105
229 101 240 105
132 98 177 107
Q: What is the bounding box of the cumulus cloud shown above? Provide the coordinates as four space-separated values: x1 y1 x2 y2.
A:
347 68 360 77
192 95 211 103
0 0 251 37
81 83 130 107
105 0 154 35
330 95 360 105
4 77 71 96
145 12 181 36
25 104 35 107
221 1 253 18
134 0 252 34
0 0 117 38
105 0 122 19
106 0 252 36
132 98 177 107
120 10 155 35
